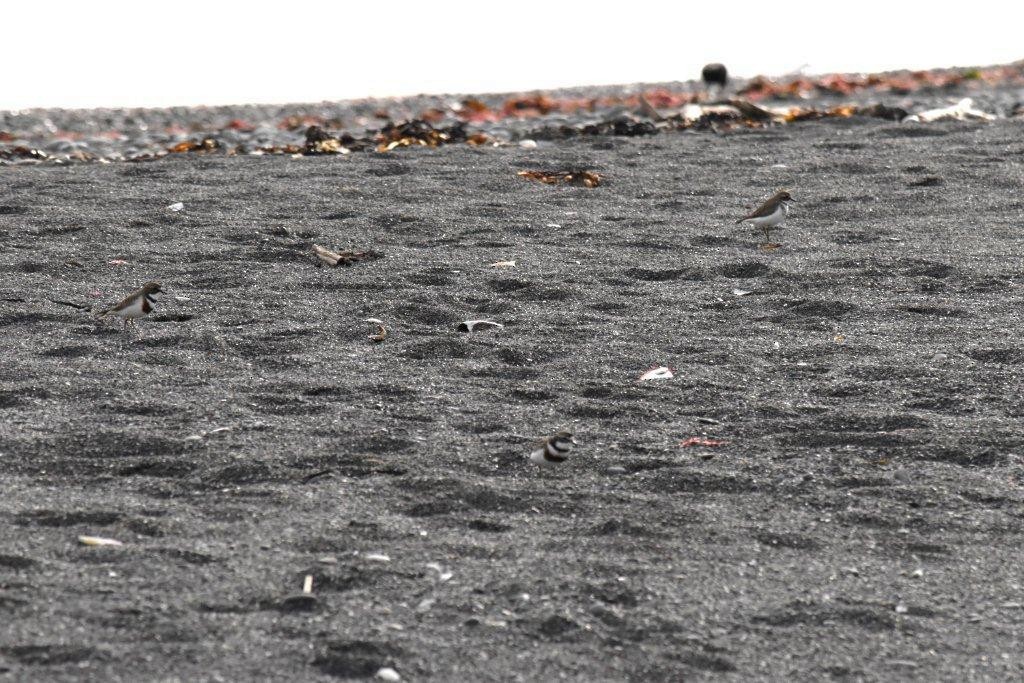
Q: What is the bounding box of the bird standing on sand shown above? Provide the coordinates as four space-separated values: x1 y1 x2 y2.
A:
736 190 795 245
529 432 576 465
100 281 162 332
701 63 728 97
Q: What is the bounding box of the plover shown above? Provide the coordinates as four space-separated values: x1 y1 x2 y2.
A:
529 431 576 465
100 281 162 332
701 63 728 97
736 190 795 245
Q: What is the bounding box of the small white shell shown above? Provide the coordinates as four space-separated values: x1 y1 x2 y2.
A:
681 103 705 121
425 562 454 582
906 98 995 123
638 366 674 381
167 202 184 212
78 535 123 547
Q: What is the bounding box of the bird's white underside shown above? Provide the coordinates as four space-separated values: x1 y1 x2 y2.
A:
108 297 147 318
745 203 788 228
529 448 553 465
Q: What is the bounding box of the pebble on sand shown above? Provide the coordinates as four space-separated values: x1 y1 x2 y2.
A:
638 366 673 381
375 667 401 681
78 535 123 547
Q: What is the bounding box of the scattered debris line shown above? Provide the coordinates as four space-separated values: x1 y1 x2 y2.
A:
517 169 602 188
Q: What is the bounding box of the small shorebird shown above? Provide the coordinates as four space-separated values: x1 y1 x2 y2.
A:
529 431 576 465
701 63 728 97
100 281 162 332
736 190 795 245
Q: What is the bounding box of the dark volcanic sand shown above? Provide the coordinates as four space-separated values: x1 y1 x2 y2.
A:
2 112 1024 681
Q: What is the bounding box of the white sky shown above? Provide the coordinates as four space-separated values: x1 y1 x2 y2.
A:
4 1 1022 110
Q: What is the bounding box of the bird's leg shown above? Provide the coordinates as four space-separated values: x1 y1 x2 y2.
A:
763 225 771 244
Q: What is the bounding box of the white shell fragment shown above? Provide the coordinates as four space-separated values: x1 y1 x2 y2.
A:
489 260 516 268
638 366 674 381
363 552 391 563
458 320 504 332
681 103 705 121
167 202 184 212
78 535 123 547
425 562 454 582
732 288 753 296
518 139 538 149
184 425 233 441
313 244 343 266
375 667 401 682
904 98 996 123
682 102 782 123
302 574 314 594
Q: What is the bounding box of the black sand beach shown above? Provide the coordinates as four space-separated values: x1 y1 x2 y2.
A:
2 78 1024 680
